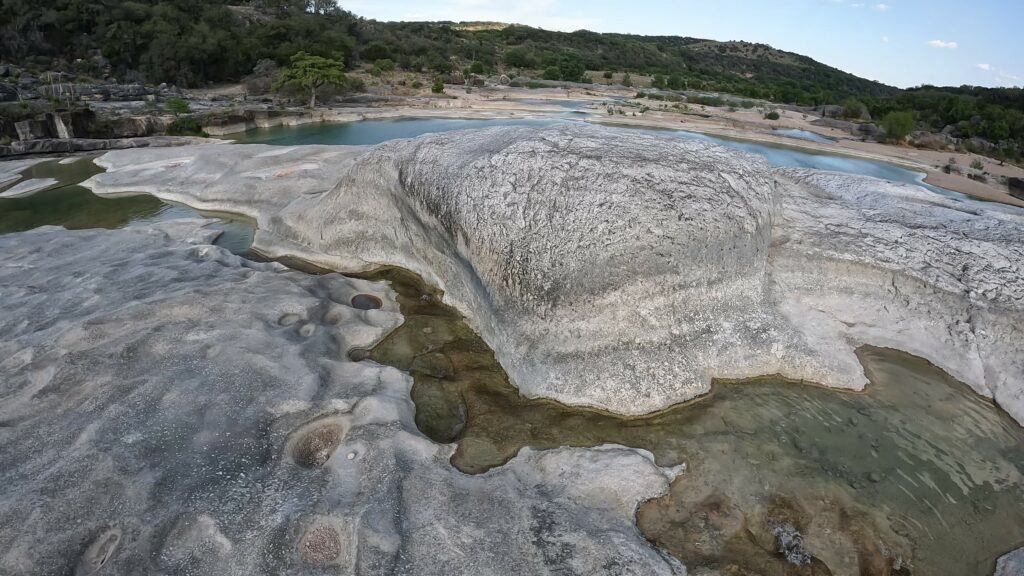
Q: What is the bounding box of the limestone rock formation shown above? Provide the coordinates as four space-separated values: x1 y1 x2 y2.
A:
84 124 1024 424
0 222 681 575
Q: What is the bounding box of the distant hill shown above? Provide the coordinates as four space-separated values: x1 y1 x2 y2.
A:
0 1 891 103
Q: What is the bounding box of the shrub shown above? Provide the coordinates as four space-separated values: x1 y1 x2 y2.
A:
580 74 593 84
431 77 444 94
164 97 190 116
881 111 915 142
765 111 781 121
543 66 561 81
841 98 866 119
373 59 395 75
469 60 485 74
621 73 632 87
411 80 423 89
603 71 613 79
971 158 984 170
166 118 207 137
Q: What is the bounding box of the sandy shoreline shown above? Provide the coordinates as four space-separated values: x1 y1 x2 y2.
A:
210 87 1024 209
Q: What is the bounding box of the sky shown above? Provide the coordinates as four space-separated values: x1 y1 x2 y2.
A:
339 0 1023 89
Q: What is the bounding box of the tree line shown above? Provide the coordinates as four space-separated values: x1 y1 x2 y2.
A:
1 0 1021 157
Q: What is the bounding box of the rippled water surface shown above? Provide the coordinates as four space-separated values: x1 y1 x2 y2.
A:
359 269 1024 576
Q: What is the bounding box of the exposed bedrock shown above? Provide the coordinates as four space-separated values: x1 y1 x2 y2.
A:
0 223 681 575
84 124 1024 421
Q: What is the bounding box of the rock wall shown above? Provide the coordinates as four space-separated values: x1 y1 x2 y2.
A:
84 124 1024 422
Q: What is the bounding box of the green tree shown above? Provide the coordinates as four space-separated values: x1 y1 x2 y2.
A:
273 51 346 108
882 111 915 142
622 73 632 87
651 74 667 89
469 60 485 74
431 77 445 94
841 98 866 119
667 74 684 90
543 66 561 80
373 58 395 74
764 110 780 121
164 97 189 116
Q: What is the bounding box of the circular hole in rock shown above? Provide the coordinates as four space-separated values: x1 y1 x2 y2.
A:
289 419 346 468
298 521 343 567
350 294 383 310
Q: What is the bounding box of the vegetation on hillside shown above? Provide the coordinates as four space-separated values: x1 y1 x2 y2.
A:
1 0 1022 158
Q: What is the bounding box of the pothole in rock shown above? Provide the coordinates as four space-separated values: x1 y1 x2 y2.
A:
297 519 345 567
75 527 122 575
0 158 254 253
350 294 383 310
353 268 1024 576
287 417 347 468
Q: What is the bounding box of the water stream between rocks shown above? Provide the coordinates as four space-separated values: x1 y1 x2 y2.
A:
355 268 1024 576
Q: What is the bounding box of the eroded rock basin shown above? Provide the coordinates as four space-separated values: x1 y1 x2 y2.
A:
360 269 1024 576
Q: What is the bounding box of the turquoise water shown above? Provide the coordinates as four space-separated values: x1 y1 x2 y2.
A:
772 127 837 144
230 116 977 204
226 117 565 146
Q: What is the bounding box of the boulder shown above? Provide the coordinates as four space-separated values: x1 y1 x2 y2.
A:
0 82 18 102
498 74 511 86
446 71 465 85
1009 177 1024 201
857 122 880 137
14 119 52 141
995 548 1024 576
814 104 843 118
468 74 486 87
84 124 1024 425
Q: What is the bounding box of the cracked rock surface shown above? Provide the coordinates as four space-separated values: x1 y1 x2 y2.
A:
85 124 1024 423
0 222 681 575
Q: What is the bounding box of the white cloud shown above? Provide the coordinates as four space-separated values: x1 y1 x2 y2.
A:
927 40 958 49
996 72 1022 87
874 3 891 11
976 63 991 71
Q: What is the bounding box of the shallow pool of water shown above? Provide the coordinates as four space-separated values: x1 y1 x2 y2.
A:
225 116 566 146
0 158 254 253
357 269 1024 576
229 116 979 206
773 127 837 145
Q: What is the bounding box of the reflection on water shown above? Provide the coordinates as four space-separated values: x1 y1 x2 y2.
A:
0 158 255 254
225 117 565 146
358 269 1024 576
231 116 978 205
